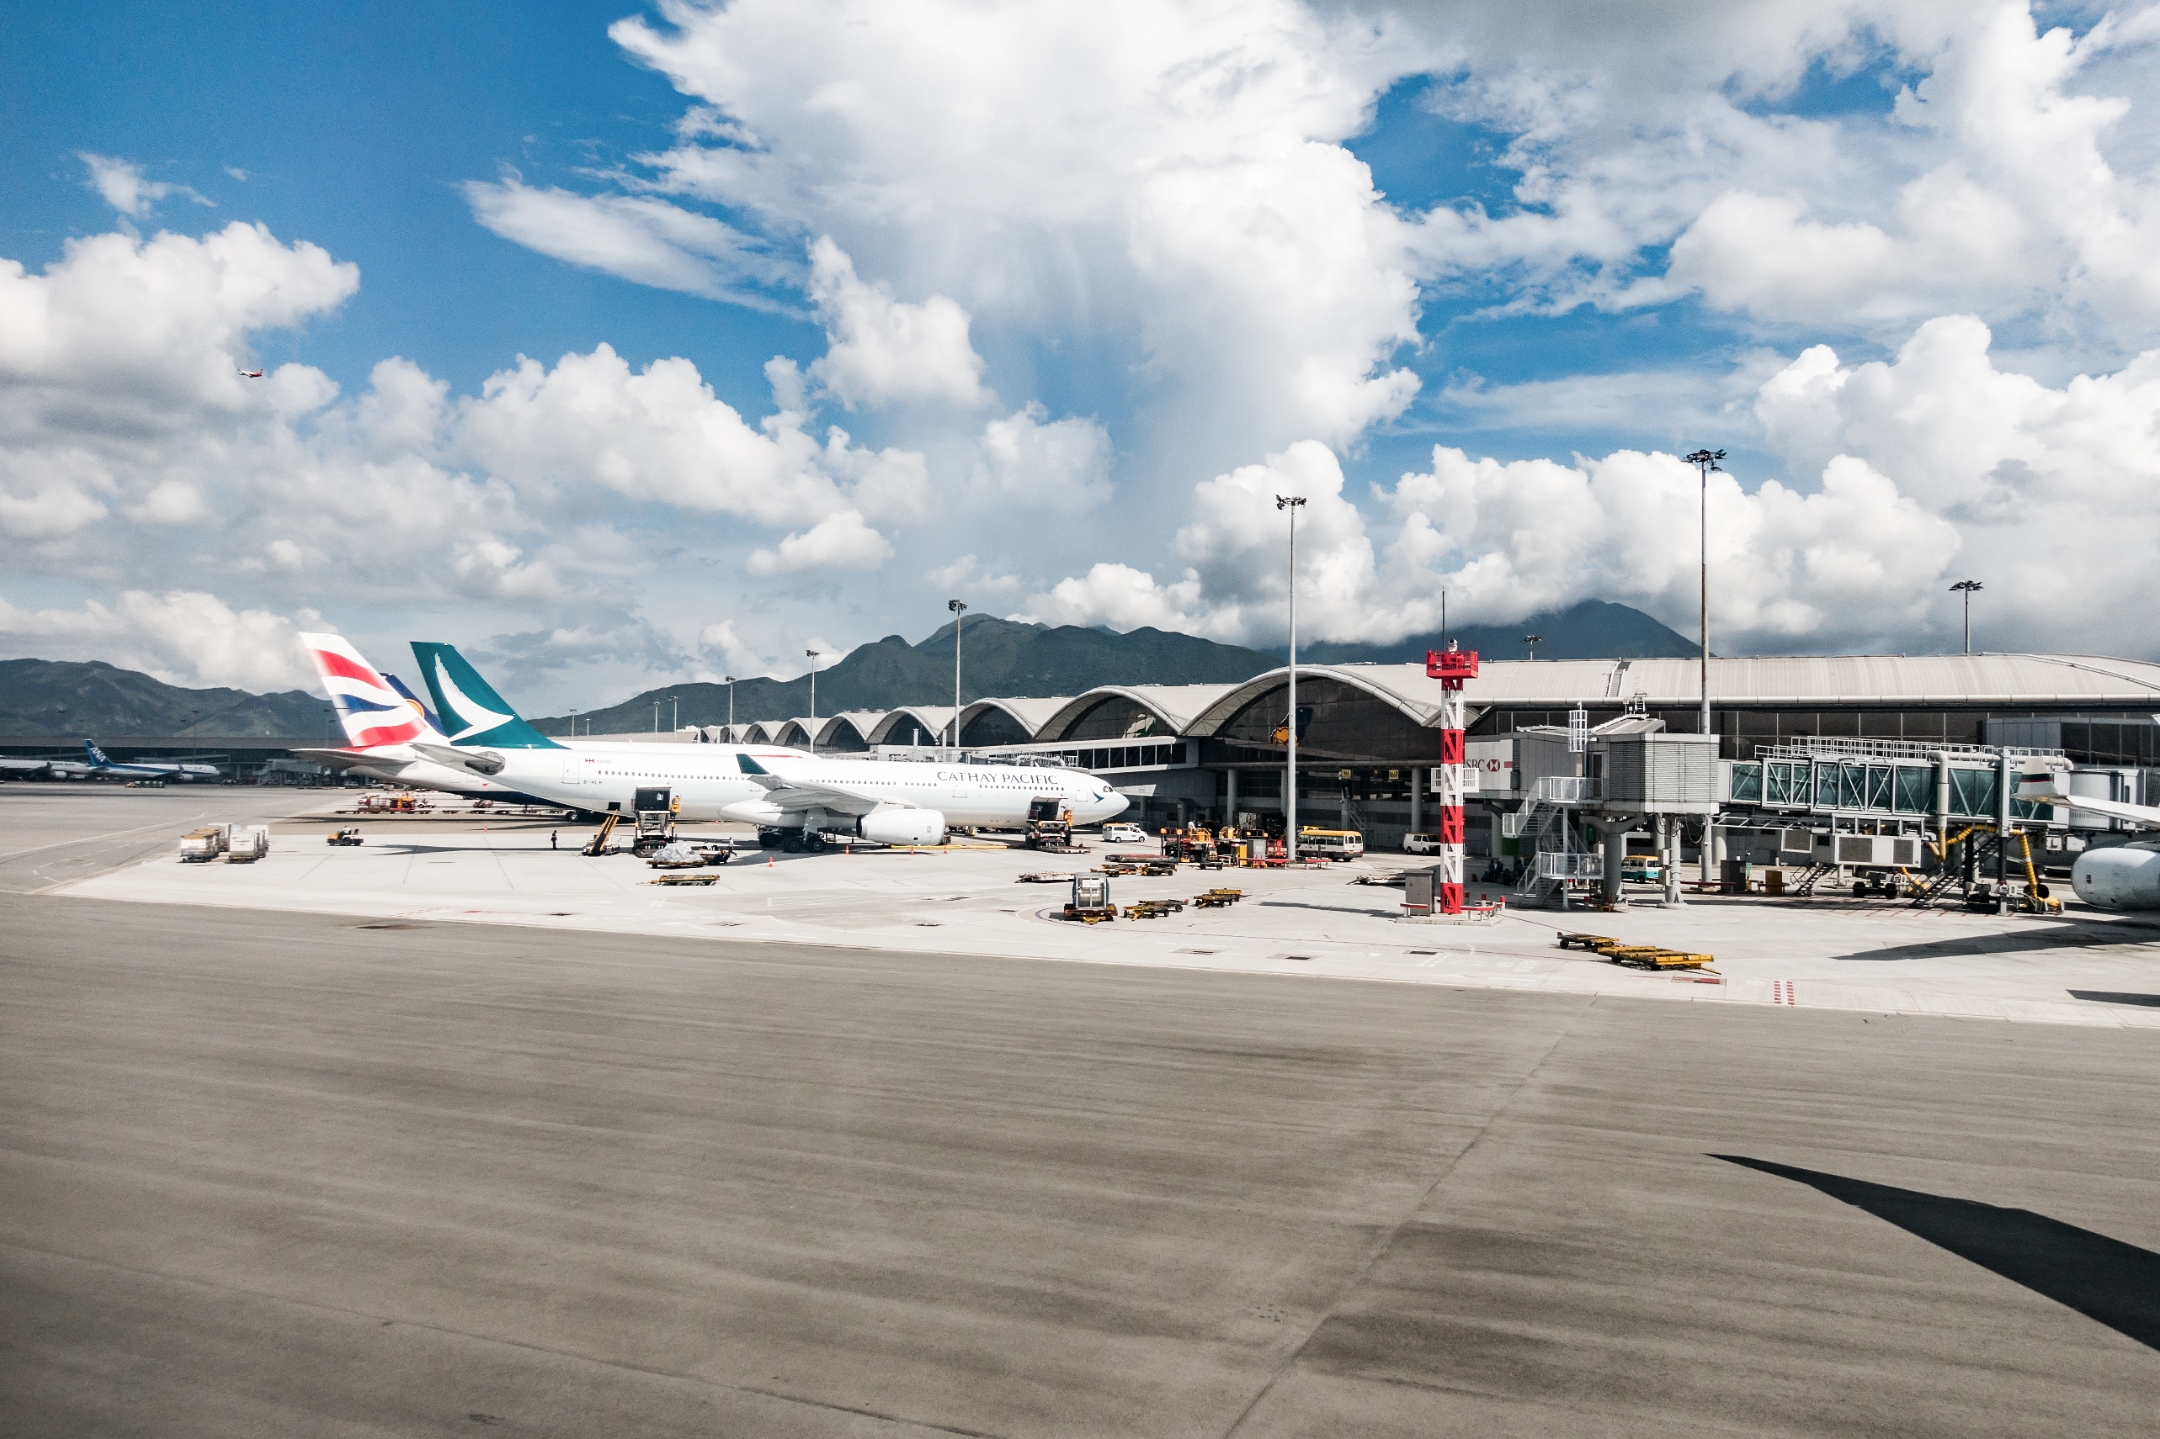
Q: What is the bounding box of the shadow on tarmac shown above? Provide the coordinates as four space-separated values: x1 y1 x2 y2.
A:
1834 923 2160 962
2068 990 2160 1008
1715 1155 2160 1352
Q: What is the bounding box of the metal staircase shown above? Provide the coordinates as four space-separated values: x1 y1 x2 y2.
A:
1789 862 1840 898
1504 777 1601 903
1907 828 1999 908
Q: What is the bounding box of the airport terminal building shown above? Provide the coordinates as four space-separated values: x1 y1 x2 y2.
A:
689 653 2160 847
18 652 2160 853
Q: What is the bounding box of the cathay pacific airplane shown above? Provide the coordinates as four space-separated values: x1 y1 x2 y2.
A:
409 641 1128 849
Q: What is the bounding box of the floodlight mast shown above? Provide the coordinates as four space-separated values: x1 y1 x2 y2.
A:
1277 495 1307 862
1684 447 1725 886
1950 580 1983 654
805 649 821 753
724 676 735 730
948 599 967 753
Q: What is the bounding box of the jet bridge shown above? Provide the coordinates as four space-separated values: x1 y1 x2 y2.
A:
1714 736 2086 899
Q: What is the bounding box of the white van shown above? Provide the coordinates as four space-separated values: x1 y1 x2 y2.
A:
1102 822 1148 846
1402 833 1441 854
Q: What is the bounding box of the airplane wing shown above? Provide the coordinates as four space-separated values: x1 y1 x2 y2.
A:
735 753 884 816
2049 793 2160 829
293 747 399 774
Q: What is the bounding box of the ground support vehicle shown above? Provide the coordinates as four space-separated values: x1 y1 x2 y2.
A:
1024 799 1086 853
1556 931 1715 971
582 813 620 856
1099 854 1178 877
1058 873 1117 924
227 826 269 863
1123 898 1185 920
179 826 227 862
646 841 709 869
327 828 364 847
646 872 723 887
1297 827 1365 859
631 787 678 857
1191 888 1244 909
1401 833 1440 855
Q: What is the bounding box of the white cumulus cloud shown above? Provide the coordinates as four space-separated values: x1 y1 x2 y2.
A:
804 237 989 409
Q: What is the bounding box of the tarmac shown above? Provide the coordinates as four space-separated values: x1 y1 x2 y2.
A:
38 790 2160 1030
2 786 2156 1435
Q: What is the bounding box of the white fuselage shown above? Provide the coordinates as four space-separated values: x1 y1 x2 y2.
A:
500 745 1127 830
2071 842 2160 910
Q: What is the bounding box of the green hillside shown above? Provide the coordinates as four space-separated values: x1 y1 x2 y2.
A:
1290 600 1697 664
0 658 328 738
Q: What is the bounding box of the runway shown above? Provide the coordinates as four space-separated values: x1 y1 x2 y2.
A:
3 881 2155 1436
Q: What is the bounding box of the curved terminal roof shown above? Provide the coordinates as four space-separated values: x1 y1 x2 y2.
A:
1185 654 2160 736
1035 684 1248 743
958 696 1070 745
814 711 885 750
684 654 2160 752
865 706 957 746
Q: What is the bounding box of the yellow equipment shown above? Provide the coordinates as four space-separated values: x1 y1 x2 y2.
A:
1556 931 1715 971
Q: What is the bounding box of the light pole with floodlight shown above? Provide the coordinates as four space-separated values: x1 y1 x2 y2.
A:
1950 580 1982 654
1684 447 1725 886
948 598 967 753
1277 495 1306 862
1523 633 1540 661
805 649 821 752
723 676 735 731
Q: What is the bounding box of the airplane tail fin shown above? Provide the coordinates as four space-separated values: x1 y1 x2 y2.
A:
301 632 429 748
84 740 111 767
383 673 446 740
408 643 563 749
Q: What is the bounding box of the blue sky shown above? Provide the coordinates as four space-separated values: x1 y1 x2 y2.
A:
1 1 2155 708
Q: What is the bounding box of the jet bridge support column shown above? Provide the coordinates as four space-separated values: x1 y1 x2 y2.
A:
1426 646 1480 914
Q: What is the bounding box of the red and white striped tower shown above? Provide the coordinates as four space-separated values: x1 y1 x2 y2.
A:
1426 645 1479 915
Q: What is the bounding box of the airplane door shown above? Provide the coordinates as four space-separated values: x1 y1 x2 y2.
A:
561 755 586 785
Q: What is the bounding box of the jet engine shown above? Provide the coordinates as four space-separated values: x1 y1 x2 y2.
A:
2071 843 2160 910
857 809 946 846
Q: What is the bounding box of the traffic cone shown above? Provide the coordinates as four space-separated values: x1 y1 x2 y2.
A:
766 851 774 869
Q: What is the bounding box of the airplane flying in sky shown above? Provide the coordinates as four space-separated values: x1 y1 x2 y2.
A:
82 740 220 780
237 368 264 378
410 641 1127 849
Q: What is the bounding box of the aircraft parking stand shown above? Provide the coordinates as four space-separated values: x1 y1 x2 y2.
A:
48 800 2160 1031
5 788 2157 1437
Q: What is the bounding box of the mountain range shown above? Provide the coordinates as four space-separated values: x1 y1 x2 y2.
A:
0 600 1698 739
0 658 328 739
536 599 1697 733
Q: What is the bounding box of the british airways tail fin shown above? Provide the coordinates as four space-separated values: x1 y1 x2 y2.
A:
408 643 563 749
300 632 430 749
383 673 446 739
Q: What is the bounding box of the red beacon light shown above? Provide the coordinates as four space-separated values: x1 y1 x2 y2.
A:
1426 648 1480 687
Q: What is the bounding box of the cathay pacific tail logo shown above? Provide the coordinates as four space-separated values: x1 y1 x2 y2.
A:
432 656 516 741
